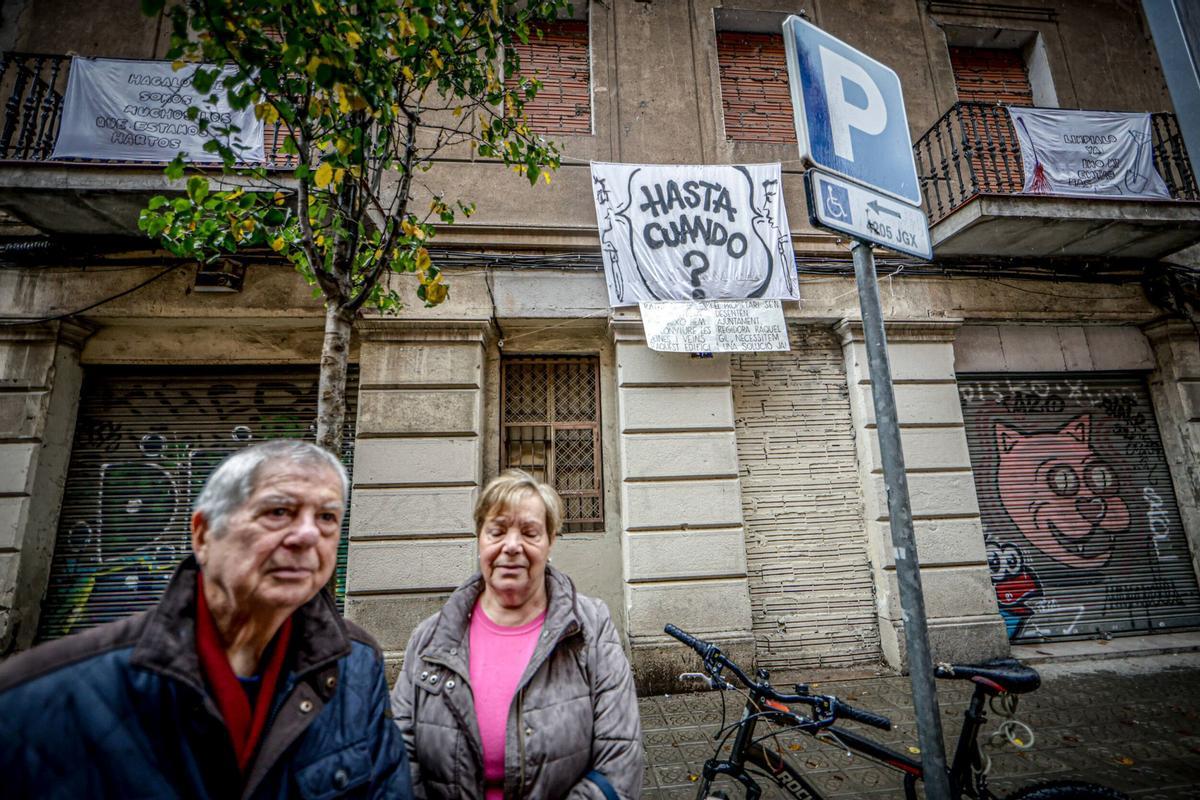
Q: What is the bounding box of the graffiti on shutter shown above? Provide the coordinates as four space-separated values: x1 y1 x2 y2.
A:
732 327 880 670
960 373 1200 642
37 368 358 641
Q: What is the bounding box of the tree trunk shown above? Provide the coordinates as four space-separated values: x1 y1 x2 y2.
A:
316 304 353 455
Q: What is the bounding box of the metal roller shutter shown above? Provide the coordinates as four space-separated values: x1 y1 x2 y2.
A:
732 327 881 670
959 373 1200 642
36 367 358 641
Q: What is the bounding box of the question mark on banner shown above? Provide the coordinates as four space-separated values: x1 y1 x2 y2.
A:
684 250 710 299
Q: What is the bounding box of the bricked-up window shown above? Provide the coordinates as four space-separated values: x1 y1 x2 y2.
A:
950 47 1034 194
506 20 591 135
501 355 602 533
950 47 1034 106
717 32 796 143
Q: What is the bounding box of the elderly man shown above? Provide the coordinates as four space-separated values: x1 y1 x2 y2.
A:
0 439 411 799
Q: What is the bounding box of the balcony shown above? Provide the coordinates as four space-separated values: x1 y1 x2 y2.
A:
0 52 296 237
914 102 1200 259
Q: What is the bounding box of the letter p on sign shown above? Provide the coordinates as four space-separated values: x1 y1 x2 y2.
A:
819 45 887 162
784 15 921 207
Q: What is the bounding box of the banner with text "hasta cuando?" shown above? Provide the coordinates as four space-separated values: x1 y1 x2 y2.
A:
590 162 799 307
51 57 265 163
1007 107 1169 200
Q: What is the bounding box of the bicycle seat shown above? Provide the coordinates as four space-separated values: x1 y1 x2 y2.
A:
934 658 1041 694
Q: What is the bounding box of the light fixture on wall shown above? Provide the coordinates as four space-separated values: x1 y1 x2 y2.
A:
192 258 246 292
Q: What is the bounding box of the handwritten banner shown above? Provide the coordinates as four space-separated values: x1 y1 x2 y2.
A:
591 162 799 307
640 299 789 353
1008 107 1169 199
51 57 264 163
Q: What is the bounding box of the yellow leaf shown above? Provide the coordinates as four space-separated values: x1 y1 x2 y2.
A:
416 248 431 271
171 60 186 71
255 102 279 124
907 747 921 755
346 30 362 47
336 86 353 114
313 0 326 14
333 168 346 186
335 137 352 155
425 282 447 304
273 191 286 205
452 106 462 117
314 162 334 189
271 236 286 252
402 66 415 82
315 234 325 246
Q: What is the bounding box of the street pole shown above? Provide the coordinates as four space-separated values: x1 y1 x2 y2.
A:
851 238 952 799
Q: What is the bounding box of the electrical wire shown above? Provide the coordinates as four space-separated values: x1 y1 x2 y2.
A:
0 263 184 327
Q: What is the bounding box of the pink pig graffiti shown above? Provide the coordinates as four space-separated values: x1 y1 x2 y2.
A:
995 415 1129 569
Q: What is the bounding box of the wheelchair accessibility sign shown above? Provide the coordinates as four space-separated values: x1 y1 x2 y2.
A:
805 167 932 259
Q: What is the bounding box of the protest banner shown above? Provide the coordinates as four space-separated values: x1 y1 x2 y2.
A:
1008 108 1169 199
591 162 799 307
639 299 790 353
51 57 265 163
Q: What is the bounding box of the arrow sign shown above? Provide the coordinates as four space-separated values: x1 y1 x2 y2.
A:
805 167 932 259
867 199 901 219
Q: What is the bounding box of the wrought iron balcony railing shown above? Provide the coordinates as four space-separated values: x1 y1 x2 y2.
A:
913 101 1199 226
0 52 296 166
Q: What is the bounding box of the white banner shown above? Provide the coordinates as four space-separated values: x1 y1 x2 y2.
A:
51 57 265 163
639 300 790 353
1008 107 1169 200
591 162 799 307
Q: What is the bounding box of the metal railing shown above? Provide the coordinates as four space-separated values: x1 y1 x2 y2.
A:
0 52 296 166
914 101 1200 225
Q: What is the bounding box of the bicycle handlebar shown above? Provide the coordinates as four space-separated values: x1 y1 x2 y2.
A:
664 623 892 732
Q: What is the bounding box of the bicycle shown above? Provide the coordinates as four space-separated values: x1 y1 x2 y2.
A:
664 624 1129 800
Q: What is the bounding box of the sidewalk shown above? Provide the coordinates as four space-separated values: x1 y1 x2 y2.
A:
638 650 1200 798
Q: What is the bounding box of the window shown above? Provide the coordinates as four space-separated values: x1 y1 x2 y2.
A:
716 32 796 143
950 47 1034 106
950 47 1034 194
506 20 591 135
501 355 602 534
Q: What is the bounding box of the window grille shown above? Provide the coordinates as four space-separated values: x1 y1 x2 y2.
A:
506 20 592 135
716 32 796 143
501 355 602 533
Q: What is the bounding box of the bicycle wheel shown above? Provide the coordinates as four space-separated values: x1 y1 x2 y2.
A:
1003 780 1130 800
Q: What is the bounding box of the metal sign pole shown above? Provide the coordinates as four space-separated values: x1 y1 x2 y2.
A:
851 238 952 799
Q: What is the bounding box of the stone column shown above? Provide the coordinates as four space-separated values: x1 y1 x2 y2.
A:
836 319 1008 671
1144 318 1200 589
0 320 90 654
344 320 490 675
611 321 753 692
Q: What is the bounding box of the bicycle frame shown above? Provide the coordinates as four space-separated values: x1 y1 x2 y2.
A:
698 680 1002 800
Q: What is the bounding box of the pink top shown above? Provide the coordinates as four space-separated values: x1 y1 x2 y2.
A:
469 602 546 800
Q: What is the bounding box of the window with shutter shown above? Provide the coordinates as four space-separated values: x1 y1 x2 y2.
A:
501 355 602 534
716 32 796 143
505 20 591 136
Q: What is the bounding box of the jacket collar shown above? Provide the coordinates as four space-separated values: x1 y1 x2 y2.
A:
422 564 581 673
130 556 352 690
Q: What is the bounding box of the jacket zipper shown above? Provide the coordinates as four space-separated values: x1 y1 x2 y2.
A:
517 685 526 797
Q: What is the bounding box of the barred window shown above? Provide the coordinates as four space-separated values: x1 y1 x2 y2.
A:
501 355 602 534
716 32 796 143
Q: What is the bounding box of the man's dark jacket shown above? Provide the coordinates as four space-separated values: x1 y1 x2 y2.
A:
0 557 412 800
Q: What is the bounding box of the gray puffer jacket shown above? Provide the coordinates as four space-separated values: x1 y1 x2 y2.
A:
390 565 643 799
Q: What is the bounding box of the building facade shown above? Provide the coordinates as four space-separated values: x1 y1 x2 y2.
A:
2 0 1199 690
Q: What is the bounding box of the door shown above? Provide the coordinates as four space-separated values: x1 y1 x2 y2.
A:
960 373 1200 641
732 327 881 670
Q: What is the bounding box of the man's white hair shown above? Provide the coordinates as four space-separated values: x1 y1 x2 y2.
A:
194 439 349 537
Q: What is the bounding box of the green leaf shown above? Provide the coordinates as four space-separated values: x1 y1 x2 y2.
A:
164 154 186 181
187 176 208 202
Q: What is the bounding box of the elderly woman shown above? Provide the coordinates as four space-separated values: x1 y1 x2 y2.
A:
391 469 644 799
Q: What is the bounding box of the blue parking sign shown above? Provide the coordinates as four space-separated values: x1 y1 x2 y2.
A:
783 16 921 207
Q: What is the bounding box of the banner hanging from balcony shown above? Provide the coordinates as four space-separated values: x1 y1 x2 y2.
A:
1007 107 1169 200
590 162 799 307
50 57 265 163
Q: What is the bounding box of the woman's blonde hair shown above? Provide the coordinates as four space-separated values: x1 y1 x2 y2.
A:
474 469 563 538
